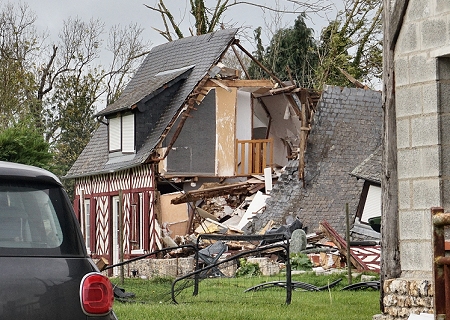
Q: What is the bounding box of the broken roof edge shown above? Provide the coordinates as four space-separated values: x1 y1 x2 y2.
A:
66 29 240 180
147 44 238 162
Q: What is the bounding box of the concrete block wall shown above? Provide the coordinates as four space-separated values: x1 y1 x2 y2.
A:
394 0 450 279
379 0 450 319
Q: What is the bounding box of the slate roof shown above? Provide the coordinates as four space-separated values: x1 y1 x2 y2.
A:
66 29 238 178
250 85 383 236
351 146 381 184
96 66 194 117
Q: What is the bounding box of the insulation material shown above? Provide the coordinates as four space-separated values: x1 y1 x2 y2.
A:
160 192 188 238
237 191 270 230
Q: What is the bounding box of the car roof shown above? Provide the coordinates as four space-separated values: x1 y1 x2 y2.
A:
0 161 62 186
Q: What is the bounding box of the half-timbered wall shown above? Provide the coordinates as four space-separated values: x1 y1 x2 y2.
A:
73 164 158 262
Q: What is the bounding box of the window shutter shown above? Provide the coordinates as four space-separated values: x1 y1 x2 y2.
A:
109 117 121 151
122 114 135 153
90 198 96 252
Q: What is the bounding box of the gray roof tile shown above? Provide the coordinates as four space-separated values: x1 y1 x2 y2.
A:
96 66 194 117
351 146 382 183
66 29 237 178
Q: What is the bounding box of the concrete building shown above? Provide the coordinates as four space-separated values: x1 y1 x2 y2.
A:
377 0 450 318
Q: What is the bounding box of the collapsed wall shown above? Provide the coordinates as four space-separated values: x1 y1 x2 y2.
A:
250 85 382 237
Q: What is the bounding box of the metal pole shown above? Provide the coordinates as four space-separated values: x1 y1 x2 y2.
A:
346 203 352 285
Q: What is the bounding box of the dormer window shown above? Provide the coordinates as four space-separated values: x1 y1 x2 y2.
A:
108 113 135 153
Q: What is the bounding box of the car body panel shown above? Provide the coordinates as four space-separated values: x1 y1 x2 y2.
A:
0 161 116 319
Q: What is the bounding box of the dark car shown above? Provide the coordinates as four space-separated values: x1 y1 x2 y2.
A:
0 161 116 319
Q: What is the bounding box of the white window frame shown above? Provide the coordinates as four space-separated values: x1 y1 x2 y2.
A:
108 113 135 153
83 199 91 253
361 185 381 223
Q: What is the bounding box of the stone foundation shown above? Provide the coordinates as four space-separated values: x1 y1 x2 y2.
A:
373 279 433 320
247 257 280 276
127 257 195 278
100 256 279 279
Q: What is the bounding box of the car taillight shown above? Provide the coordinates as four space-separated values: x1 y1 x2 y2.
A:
80 272 114 316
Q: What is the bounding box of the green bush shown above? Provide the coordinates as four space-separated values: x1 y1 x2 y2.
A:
290 253 313 271
235 258 262 277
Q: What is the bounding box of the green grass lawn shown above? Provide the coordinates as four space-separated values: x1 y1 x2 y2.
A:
112 272 381 320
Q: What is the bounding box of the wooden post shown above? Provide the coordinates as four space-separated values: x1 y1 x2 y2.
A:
298 91 308 184
381 0 409 311
345 203 352 285
119 189 124 285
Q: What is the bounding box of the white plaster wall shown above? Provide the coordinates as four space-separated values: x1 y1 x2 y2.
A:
236 91 252 140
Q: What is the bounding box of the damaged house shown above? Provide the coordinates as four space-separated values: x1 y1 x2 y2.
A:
65 28 320 269
248 85 383 240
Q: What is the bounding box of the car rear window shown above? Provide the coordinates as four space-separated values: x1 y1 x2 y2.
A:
0 180 85 256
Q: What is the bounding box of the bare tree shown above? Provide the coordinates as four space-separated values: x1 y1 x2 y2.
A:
0 2 41 127
42 18 151 143
144 0 332 41
104 23 151 105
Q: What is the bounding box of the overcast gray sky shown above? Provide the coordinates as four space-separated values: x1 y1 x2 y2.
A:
25 0 337 51
18 0 340 109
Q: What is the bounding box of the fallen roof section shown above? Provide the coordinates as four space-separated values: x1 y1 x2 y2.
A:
319 220 380 273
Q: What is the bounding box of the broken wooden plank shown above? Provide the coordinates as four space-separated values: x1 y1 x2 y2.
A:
171 182 251 204
208 78 232 92
298 90 308 181
269 85 297 95
337 67 367 89
233 40 284 87
204 79 274 88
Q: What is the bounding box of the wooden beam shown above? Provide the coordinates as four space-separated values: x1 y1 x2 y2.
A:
170 182 250 205
208 78 232 92
380 0 404 312
231 44 250 79
319 220 369 272
204 79 274 88
337 67 367 89
382 0 402 279
233 39 285 87
269 85 297 95
298 90 308 182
